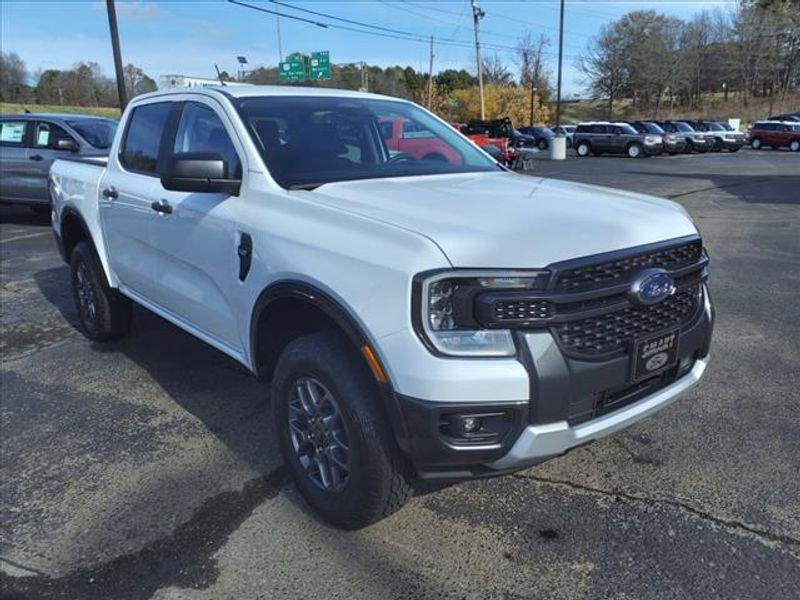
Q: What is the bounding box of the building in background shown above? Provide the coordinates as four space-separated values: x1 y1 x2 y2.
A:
157 74 251 89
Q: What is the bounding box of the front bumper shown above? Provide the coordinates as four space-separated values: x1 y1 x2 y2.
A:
490 356 707 469
392 284 713 479
643 143 663 155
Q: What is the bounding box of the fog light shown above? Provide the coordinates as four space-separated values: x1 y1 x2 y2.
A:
461 416 482 434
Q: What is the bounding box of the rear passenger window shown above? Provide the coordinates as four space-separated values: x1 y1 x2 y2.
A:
0 121 27 146
120 102 172 175
173 102 240 178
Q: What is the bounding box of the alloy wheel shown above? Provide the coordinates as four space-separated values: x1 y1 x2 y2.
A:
75 262 97 330
288 377 351 492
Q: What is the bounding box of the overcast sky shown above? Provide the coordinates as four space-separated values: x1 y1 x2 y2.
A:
1 0 735 96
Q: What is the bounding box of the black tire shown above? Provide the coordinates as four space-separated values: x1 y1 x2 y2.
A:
70 241 132 341
272 330 412 529
537 139 548 150
751 137 762 150
790 139 800 152
575 141 591 157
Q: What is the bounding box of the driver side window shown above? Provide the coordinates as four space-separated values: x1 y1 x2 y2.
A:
173 102 241 178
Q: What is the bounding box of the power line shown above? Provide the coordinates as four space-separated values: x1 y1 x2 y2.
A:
398 0 596 41
230 0 581 59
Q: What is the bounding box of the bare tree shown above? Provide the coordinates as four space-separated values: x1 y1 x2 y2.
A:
578 25 627 119
0 52 29 102
481 54 513 86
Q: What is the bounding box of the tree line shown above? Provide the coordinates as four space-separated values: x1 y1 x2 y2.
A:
579 0 800 118
0 53 156 108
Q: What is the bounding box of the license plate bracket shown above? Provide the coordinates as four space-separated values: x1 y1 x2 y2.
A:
630 328 680 382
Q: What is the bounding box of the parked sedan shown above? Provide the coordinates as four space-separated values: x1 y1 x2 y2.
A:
0 113 117 214
627 121 686 155
517 125 555 150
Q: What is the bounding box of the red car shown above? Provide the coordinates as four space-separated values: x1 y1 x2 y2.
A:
747 121 800 152
453 119 516 164
379 118 462 164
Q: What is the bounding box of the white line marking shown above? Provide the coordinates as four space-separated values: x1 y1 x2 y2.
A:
0 231 51 244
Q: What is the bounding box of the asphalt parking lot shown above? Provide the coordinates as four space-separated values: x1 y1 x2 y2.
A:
1 148 799 600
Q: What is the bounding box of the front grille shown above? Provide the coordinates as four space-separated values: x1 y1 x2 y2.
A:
551 285 701 356
554 240 703 292
492 299 553 322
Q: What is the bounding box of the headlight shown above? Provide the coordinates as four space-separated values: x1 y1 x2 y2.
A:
644 135 660 144
417 270 550 357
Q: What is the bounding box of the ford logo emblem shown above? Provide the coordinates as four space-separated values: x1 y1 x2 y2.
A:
630 269 675 305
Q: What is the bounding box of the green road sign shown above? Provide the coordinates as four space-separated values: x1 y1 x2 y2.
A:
279 57 306 82
309 50 331 81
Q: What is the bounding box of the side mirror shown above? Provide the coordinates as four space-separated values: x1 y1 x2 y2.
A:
56 138 79 152
160 152 241 196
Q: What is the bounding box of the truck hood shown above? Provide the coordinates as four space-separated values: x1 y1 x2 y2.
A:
309 172 697 268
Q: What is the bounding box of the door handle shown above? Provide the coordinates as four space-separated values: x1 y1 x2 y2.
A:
29 154 44 161
102 187 118 200
151 199 173 214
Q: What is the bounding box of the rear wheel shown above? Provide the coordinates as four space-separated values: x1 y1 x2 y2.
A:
575 141 591 157
537 139 548 150
627 143 643 158
272 330 412 529
751 137 762 150
70 241 132 341
789 139 800 152
713 138 724 152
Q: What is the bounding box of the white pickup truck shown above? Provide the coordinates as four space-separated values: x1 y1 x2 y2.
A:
50 86 713 529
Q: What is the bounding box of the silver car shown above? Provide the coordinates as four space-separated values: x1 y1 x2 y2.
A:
0 113 117 214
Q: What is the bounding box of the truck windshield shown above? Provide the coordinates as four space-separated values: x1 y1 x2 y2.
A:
675 122 694 132
237 96 502 189
66 118 117 149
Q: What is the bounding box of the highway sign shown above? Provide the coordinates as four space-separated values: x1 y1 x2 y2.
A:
279 55 306 82
309 51 331 81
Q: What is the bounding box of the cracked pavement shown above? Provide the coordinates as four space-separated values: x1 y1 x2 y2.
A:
1 149 799 599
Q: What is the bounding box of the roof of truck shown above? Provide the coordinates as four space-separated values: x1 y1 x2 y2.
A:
136 85 399 103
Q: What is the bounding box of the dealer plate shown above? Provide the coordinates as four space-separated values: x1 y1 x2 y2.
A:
631 328 680 382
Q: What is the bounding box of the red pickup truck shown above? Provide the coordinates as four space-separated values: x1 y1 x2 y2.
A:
379 118 463 164
453 119 523 165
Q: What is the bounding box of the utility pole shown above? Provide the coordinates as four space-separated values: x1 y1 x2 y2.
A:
471 0 485 120
554 0 565 128
427 35 435 109
105 0 128 111
275 1 283 62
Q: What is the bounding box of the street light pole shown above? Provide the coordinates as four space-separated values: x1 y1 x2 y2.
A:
427 35 435 109
555 0 565 128
105 0 128 111
471 0 485 120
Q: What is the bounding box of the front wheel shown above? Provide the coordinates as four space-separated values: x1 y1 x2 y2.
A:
272 330 412 529
70 241 132 341
627 143 643 158
575 141 591 157
751 137 762 150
